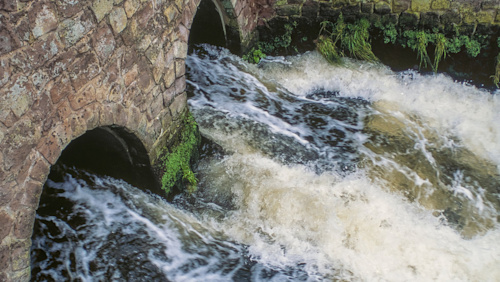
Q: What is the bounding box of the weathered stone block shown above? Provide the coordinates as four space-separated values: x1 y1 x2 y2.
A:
29 86 51 123
382 13 399 25
302 0 319 18
476 10 496 24
12 13 31 44
23 180 43 210
276 4 301 16
48 73 72 104
91 0 114 22
0 181 15 207
122 83 140 108
2 119 41 176
411 0 430 12
110 7 128 34
482 1 499 10
441 10 461 25
175 59 185 79
149 87 164 118
174 75 186 95
69 84 96 110
153 51 166 84
93 23 116 63
136 2 155 29
164 66 176 88
0 74 34 123
13 208 35 239
25 32 65 70
29 2 58 39
126 105 141 130
10 240 30 271
68 52 100 91
392 0 410 13
0 28 16 55
56 0 85 18
463 10 477 24
0 211 13 241
137 59 154 93
59 10 95 47
361 2 374 14
0 57 10 88
164 4 179 24
169 92 187 117
37 123 71 165
125 0 141 18
341 4 360 17
399 12 419 28
375 2 391 15
163 85 176 106
420 12 441 29
44 49 78 79
0 0 16 11
0 245 10 276
122 57 137 82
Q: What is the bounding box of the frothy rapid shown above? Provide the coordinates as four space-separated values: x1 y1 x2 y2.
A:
32 45 500 281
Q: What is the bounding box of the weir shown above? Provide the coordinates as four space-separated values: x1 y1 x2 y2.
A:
1 0 500 281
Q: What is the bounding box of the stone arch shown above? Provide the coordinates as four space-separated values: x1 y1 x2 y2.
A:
54 125 161 194
1 0 256 280
189 0 243 53
1 100 167 280
181 0 258 55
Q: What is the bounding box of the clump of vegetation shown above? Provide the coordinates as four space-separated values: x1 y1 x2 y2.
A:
375 22 489 74
161 112 200 195
243 21 298 64
316 35 341 64
433 33 447 73
374 21 397 44
492 53 500 87
316 14 379 63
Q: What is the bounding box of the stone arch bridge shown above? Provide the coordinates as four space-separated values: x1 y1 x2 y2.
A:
0 0 265 280
1 0 499 280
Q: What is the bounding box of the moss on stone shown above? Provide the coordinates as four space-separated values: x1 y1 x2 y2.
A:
160 112 200 195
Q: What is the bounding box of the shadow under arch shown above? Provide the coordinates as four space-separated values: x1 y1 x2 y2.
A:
47 125 162 195
31 125 166 280
189 0 242 54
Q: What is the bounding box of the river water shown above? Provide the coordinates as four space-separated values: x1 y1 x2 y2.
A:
32 45 500 281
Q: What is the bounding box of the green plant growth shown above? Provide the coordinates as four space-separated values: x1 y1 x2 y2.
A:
161 113 200 195
376 22 487 73
317 15 379 63
492 53 500 88
433 33 447 73
243 21 298 64
374 21 397 44
316 35 341 64
242 48 266 64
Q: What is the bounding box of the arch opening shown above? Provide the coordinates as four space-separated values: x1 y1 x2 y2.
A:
189 0 241 54
31 126 164 279
51 126 161 194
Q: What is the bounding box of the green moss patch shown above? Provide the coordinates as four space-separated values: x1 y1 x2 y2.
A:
160 112 200 195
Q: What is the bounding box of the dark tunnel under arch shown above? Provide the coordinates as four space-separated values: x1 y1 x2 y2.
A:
47 126 162 195
189 0 242 54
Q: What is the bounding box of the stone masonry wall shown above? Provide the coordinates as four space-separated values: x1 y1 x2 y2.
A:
261 0 500 26
0 0 219 280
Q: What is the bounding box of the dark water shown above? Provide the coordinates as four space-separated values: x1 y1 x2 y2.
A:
32 45 500 281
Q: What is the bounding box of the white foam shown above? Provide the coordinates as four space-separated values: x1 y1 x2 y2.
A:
255 52 500 167
200 152 500 281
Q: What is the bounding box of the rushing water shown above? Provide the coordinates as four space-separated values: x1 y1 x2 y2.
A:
32 45 500 281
